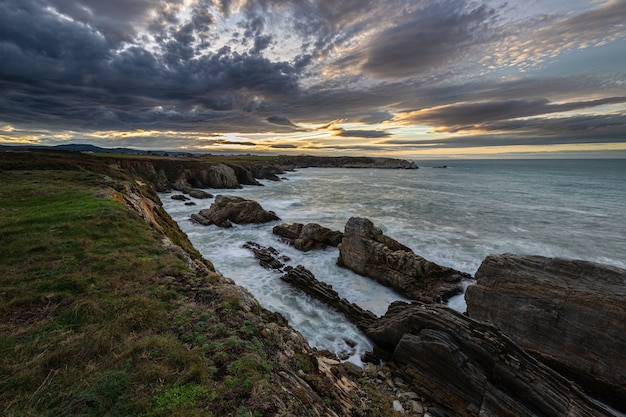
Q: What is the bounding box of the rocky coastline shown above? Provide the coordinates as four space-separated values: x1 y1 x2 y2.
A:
5 149 623 416
232 201 625 415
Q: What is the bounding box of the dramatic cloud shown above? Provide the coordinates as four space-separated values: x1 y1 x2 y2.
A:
0 0 625 157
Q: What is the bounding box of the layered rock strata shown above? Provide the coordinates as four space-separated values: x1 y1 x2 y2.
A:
273 222 343 251
367 301 618 417
191 195 280 228
241 242 377 332
337 217 470 302
281 265 377 332
465 254 626 412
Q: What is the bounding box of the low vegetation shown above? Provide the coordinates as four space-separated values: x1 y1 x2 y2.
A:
0 150 399 416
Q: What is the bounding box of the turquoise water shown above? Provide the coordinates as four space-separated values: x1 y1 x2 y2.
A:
161 159 626 363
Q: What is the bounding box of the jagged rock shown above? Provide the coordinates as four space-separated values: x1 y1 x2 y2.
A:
243 241 290 271
154 169 171 192
228 164 262 186
281 265 377 332
273 223 304 240
337 217 470 302
248 165 285 181
171 177 213 199
191 195 280 228
465 254 626 412
367 301 617 417
273 222 343 251
171 194 189 201
201 164 241 188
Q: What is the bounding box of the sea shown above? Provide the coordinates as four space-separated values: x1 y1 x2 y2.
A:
159 158 626 365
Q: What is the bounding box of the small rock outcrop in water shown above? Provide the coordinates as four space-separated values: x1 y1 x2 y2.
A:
242 241 290 271
337 217 470 302
465 254 626 412
273 222 343 251
191 195 280 228
367 301 617 417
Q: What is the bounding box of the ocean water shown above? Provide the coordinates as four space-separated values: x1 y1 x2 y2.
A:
160 159 626 364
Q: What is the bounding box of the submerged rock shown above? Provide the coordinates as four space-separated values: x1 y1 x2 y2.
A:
465 254 626 412
337 217 470 302
367 301 618 417
191 195 280 228
273 222 343 251
243 241 290 271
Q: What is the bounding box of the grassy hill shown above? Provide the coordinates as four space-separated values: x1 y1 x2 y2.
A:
0 150 396 416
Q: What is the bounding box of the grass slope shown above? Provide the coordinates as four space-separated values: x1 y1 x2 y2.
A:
0 150 397 417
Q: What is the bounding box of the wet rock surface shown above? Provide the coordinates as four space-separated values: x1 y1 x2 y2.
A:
337 217 470 302
367 301 618 417
191 195 280 228
273 222 343 251
465 254 626 412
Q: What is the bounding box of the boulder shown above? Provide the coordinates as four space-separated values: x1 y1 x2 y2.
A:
465 254 626 412
273 222 343 251
337 217 470 302
191 195 280 228
171 194 189 201
367 301 617 417
273 223 304 240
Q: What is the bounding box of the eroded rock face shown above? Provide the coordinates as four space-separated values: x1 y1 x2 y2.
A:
273 222 343 251
191 195 280 228
337 217 470 302
367 302 617 417
465 254 626 412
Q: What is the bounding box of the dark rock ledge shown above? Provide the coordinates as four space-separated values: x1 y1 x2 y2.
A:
466 254 626 412
367 301 619 417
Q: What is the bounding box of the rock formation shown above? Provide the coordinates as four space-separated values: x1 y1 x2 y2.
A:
337 217 470 302
282 265 377 332
191 195 280 228
367 301 618 417
465 254 626 412
273 222 343 251
276 155 418 169
243 241 290 271
241 242 377 332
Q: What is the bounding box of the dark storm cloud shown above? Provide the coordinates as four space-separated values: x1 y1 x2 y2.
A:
1 0 625 154
396 96 626 132
332 129 392 139
36 0 168 44
266 116 297 127
361 1 499 79
0 0 302 133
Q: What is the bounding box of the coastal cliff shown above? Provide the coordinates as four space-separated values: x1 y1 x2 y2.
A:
0 150 401 417
105 153 418 195
3 149 621 417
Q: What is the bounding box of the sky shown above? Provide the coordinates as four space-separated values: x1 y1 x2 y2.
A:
1 0 625 158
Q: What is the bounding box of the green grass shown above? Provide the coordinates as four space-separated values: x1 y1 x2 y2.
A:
0 150 398 416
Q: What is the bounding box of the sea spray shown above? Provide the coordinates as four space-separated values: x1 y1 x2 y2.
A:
161 159 626 362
